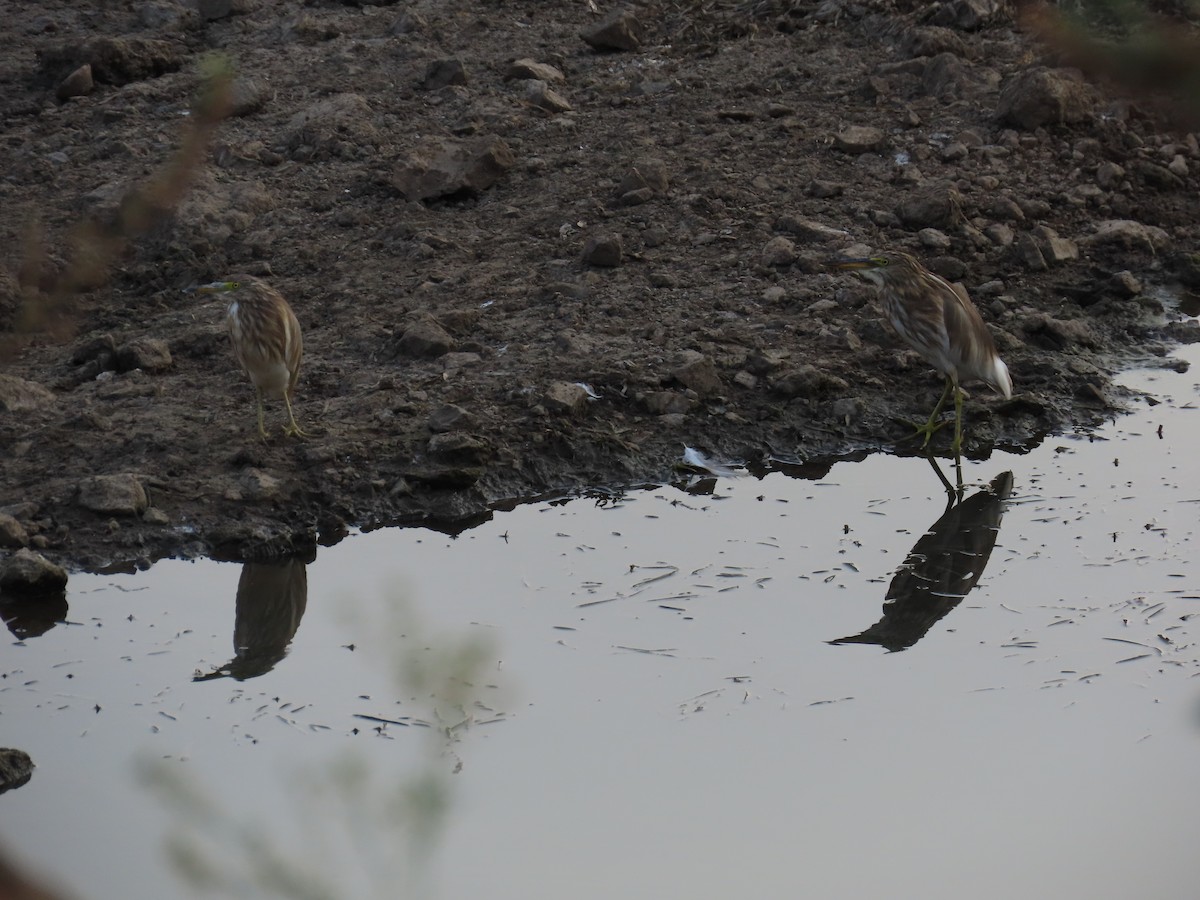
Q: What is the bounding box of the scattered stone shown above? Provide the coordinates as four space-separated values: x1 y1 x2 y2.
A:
983 223 1014 246
1023 313 1101 350
996 68 1096 130
921 53 997 99
672 351 723 396
428 404 473 433
56 64 93 101
506 59 565 83
1031 225 1078 264
1109 271 1142 297
427 432 491 465
616 159 669 202
834 125 886 154
906 27 970 59
1168 154 1188 177
808 180 844 198
1130 159 1184 191
284 93 379 160
142 508 170 526
987 196 1025 221
941 142 968 161
77 474 148 516
1080 219 1171 253
391 135 514 202
931 0 1005 30
38 36 182 86
543 382 592 416
229 77 267 117
733 371 758 390
761 236 797 267
1014 233 1048 271
582 234 623 267
0 375 56 413
0 748 34 794
581 9 644 51
421 58 468 91
896 182 962 229
394 315 457 358
775 216 847 243
195 0 233 21
0 514 29 549
238 468 282 502
1096 161 1125 189
918 228 952 250
641 391 695 415
771 366 850 398
116 338 172 373
0 549 67 596
524 79 572 113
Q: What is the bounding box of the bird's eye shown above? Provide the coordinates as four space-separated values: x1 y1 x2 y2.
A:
230 281 241 289
872 257 889 267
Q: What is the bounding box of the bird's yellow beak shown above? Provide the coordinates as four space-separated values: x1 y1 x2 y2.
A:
828 258 875 271
193 280 236 295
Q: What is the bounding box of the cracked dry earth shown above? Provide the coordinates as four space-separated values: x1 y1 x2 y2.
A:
1 0 1199 577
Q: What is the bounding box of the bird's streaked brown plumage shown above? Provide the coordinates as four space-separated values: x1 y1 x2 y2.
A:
831 251 1012 454
197 275 305 439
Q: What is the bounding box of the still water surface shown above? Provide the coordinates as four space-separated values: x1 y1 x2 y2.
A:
3 347 1200 899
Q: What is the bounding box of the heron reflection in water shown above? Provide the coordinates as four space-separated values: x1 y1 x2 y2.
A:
830 469 1013 652
194 556 309 681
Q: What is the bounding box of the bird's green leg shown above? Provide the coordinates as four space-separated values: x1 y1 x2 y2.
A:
256 392 269 441
950 383 965 457
912 377 954 448
281 393 308 438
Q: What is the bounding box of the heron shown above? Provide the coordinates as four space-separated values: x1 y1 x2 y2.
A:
831 251 1012 454
195 276 306 440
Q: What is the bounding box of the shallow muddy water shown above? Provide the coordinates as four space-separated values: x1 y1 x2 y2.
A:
4 347 1200 900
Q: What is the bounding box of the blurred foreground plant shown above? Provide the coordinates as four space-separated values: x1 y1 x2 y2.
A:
141 588 502 900
2 56 233 362
1020 0 1200 123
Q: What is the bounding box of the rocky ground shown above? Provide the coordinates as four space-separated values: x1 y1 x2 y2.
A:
1 0 1199 577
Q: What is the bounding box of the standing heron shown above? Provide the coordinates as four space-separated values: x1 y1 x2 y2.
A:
831 251 1012 454
196 275 306 440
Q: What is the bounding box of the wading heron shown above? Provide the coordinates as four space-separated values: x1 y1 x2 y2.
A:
196 276 306 440
831 251 1012 454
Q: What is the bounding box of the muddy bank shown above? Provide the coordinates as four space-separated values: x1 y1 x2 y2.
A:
1 0 1199 573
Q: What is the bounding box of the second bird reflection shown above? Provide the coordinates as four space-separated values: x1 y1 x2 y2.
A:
194 556 310 682
831 471 1013 652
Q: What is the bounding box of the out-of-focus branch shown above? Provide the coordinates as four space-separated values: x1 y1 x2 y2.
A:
2 56 233 362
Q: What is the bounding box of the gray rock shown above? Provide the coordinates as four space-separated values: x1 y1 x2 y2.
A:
581 9 644 51
775 216 847 243
918 228 952 250
1081 220 1171 253
421 58 468 91
238 468 282 501
641 391 695 415
672 351 723 396
808 180 844 198
395 316 457 358
1031 225 1078 264
582 234 623 267
0 375 56 413
427 432 491 465
996 68 1096 130
983 223 1014 246
505 59 566 83
0 514 29 549
543 382 592 416
1168 155 1189 177
0 549 67 595
834 125 885 154
771 366 850 398
1109 271 1142 297
0 748 34 794
932 0 1005 30
761 236 797 267
390 136 514 202
1023 313 1101 349
616 159 669 198
906 26 970 59
116 337 172 373
77 474 148 516
56 64 93 101
524 79 572 113
428 404 473 433
1096 161 1125 189
987 196 1025 221
38 36 182 87
1130 159 1184 191
921 53 997 99
195 0 233 21
1014 234 1048 271
896 182 963 230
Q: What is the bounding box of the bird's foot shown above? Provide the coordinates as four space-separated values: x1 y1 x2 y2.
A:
891 416 948 448
281 422 309 439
